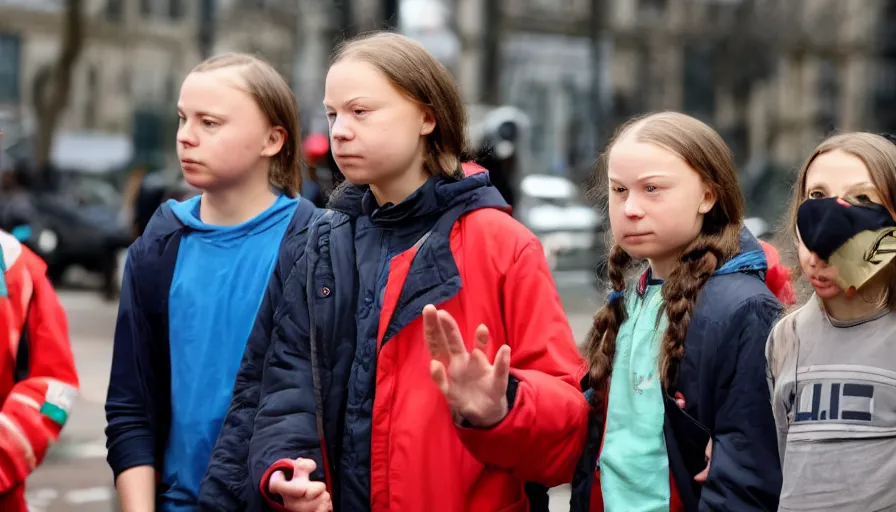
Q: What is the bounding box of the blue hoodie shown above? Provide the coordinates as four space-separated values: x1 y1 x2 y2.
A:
105 192 319 511
105 195 298 511
158 194 298 511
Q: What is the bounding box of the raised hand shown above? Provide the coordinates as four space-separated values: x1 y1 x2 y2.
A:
268 458 333 512
423 304 512 428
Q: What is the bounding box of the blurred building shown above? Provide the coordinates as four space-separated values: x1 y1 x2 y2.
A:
450 0 896 177
4 0 896 177
592 0 889 167
0 0 297 161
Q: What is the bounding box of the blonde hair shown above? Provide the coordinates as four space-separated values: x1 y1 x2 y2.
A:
331 32 467 179
585 112 746 416
192 53 303 196
780 132 896 305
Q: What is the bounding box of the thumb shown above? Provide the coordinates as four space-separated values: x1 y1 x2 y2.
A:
492 344 511 384
475 324 489 351
268 470 289 494
293 458 317 481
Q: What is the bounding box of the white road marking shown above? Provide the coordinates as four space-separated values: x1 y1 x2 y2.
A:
64 486 113 504
25 488 58 512
50 439 107 460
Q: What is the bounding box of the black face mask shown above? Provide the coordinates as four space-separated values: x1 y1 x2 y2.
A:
797 197 896 260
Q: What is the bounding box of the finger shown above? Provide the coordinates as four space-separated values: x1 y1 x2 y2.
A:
423 305 448 360
492 344 512 383
430 360 450 396
293 458 317 481
470 347 491 369
437 310 467 357
304 481 327 500
694 466 709 484
316 493 333 512
475 324 489 352
674 391 686 409
269 471 288 494
695 440 712 483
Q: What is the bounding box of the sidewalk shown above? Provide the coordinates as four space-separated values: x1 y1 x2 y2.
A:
52 291 114 454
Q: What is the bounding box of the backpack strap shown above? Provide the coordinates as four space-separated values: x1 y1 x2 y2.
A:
411 202 472 251
431 202 471 238
14 298 31 382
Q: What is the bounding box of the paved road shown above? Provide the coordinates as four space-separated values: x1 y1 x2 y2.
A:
25 270 600 511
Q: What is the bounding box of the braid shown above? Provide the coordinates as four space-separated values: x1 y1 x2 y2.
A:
659 227 740 388
585 244 632 420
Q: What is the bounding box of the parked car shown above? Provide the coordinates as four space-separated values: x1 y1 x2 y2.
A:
5 133 134 291
516 173 604 271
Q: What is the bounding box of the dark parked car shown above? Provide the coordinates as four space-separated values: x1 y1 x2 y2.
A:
4 133 134 294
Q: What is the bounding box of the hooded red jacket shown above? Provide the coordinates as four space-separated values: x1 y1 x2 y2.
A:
0 231 79 512
228 164 590 511
759 240 796 306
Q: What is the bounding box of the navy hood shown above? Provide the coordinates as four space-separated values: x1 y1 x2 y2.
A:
625 227 768 299
328 171 509 221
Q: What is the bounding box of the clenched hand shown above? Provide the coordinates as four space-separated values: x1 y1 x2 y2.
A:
268 458 332 512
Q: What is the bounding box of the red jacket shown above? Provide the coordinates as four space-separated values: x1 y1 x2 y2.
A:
367 166 589 510
0 231 79 511
365 208 590 511
232 168 590 511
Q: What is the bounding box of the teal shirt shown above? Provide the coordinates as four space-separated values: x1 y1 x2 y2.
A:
599 283 670 512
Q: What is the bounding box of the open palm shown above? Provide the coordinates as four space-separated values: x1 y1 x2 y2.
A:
423 305 511 428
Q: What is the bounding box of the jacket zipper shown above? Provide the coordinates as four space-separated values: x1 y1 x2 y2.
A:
307 224 334 495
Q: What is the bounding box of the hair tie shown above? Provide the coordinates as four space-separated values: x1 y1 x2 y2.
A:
608 290 624 303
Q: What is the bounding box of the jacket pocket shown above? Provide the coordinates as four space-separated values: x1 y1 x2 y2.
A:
663 394 711 479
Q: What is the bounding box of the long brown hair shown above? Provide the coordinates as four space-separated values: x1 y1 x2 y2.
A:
779 132 896 305
585 112 745 414
331 32 467 179
192 53 303 196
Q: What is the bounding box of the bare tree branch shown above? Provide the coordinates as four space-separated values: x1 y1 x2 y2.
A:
33 0 86 176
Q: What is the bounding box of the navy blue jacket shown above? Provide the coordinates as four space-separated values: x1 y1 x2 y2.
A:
570 229 783 512
104 199 319 488
199 173 553 511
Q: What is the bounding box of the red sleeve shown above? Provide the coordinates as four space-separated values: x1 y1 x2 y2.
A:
259 459 296 511
0 250 79 492
454 239 589 487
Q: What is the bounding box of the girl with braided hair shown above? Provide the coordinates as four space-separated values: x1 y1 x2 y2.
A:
569 112 782 511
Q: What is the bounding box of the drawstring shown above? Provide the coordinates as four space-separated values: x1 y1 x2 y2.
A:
0 244 7 298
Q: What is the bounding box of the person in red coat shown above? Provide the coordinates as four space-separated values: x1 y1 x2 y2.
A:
0 229 79 511
201 32 588 512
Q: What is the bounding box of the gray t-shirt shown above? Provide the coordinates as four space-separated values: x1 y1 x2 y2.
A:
766 299 896 512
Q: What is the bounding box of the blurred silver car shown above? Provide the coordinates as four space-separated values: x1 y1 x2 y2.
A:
516 174 604 271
